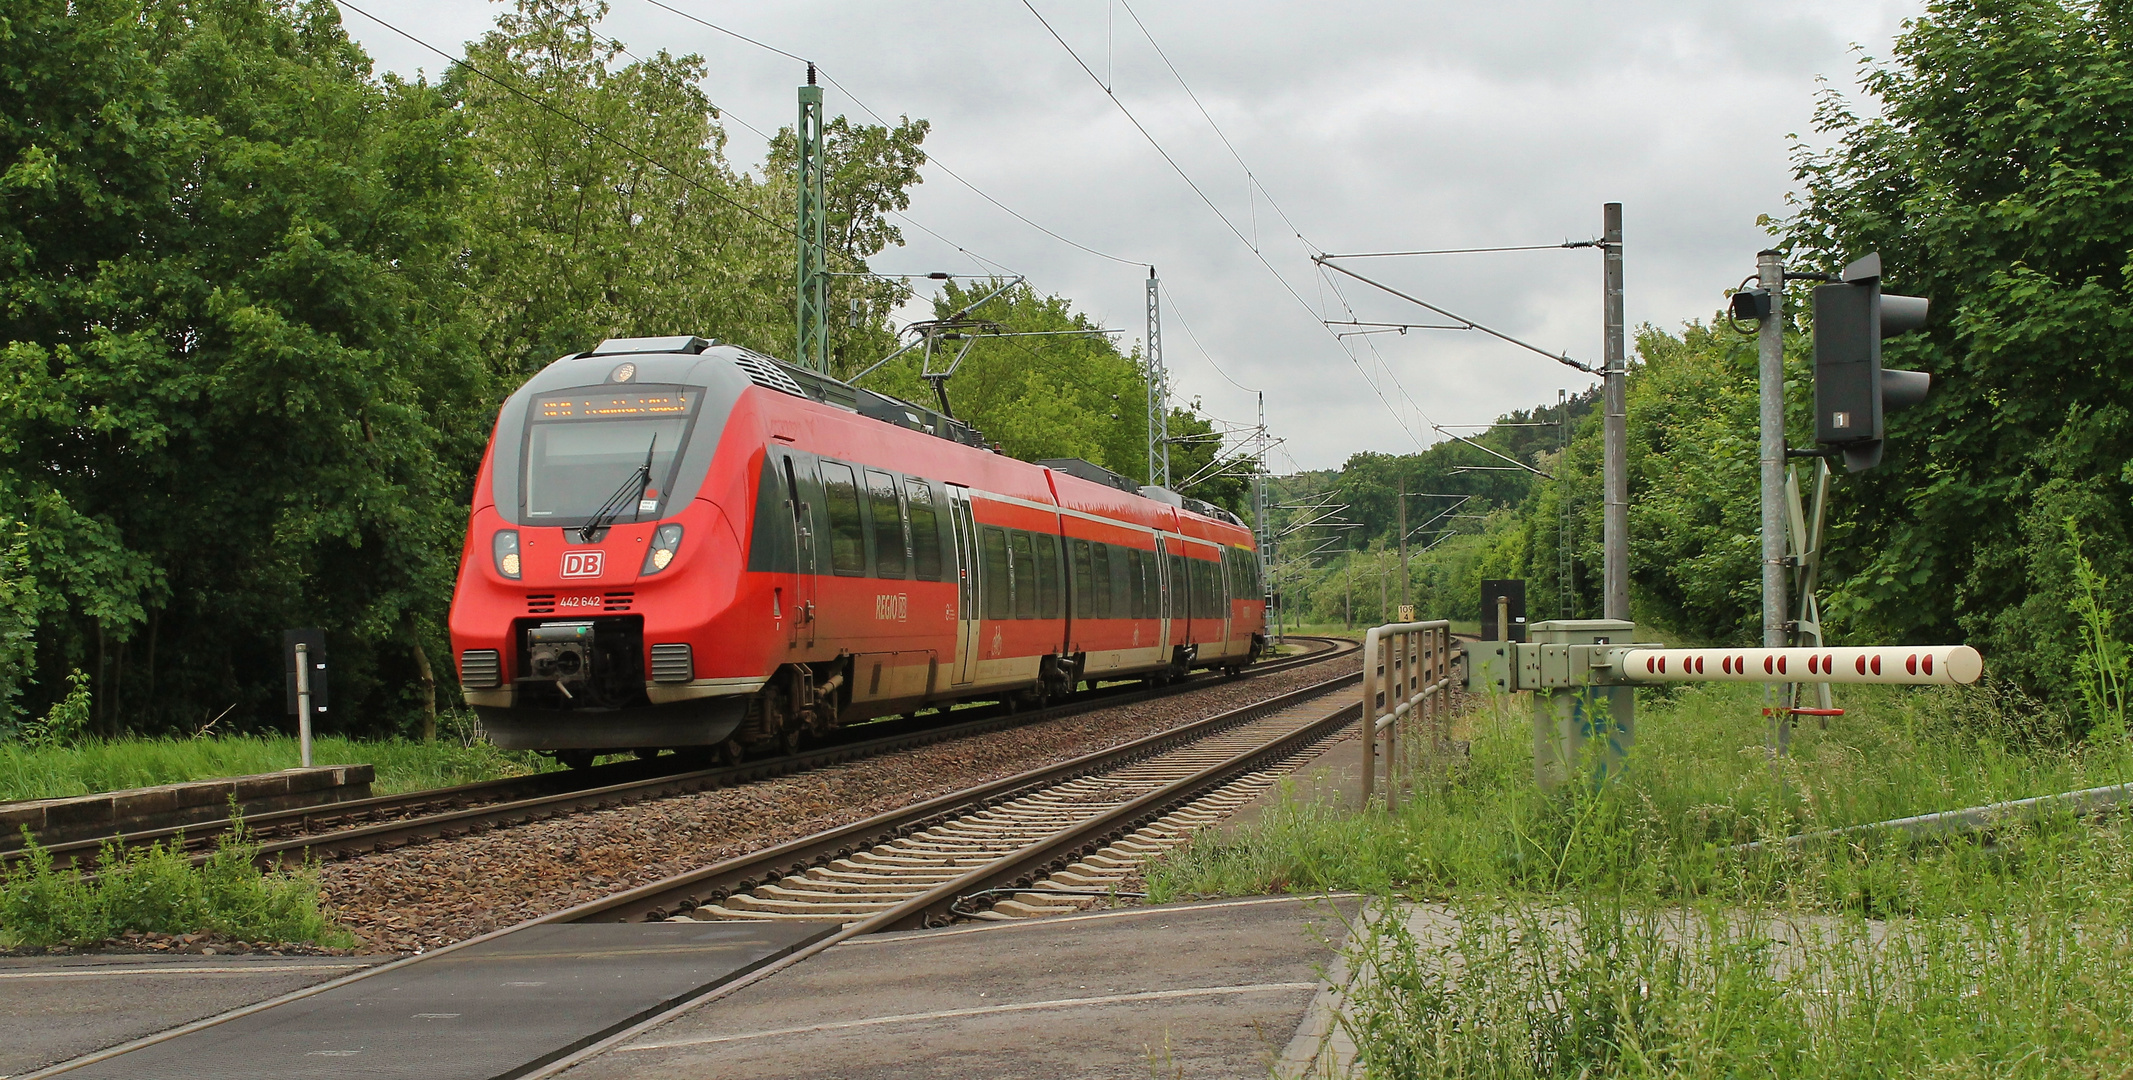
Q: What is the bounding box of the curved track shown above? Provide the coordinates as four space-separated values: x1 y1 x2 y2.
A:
7 637 1354 872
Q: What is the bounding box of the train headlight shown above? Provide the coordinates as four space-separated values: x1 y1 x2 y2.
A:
642 523 684 574
493 529 521 579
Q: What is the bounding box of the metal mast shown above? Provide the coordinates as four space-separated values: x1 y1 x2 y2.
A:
1557 388 1572 618
1254 391 1270 596
795 67 829 374
1145 266 1170 488
1757 249 1787 650
1601 203 1629 621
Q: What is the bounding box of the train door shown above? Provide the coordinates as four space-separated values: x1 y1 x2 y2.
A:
780 454 818 648
1153 535 1172 652
1220 547 1235 650
946 485 981 685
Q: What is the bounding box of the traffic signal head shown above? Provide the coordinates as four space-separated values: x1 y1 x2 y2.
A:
1813 252 1931 472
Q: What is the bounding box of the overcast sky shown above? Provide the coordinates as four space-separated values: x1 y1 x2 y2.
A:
341 0 1922 473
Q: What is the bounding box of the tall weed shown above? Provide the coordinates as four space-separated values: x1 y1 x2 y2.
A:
2066 517 2130 747
0 822 349 948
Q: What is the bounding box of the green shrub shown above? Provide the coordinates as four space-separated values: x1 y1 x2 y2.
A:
0 727 554 802
0 823 349 949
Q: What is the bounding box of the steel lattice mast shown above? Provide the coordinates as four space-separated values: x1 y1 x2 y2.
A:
795 69 829 374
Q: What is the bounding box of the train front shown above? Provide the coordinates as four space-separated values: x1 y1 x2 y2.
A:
448 336 772 757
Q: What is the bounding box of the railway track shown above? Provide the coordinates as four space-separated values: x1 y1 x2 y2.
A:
8 637 1354 872
561 664 1361 930
20 653 1368 1080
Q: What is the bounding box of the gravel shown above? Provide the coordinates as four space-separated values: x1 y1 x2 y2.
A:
320 655 1359 953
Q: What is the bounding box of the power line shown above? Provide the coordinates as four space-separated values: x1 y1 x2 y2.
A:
636 0 1146 269
1022 0 1436 452
1319 241 1603 259
336 0 789 236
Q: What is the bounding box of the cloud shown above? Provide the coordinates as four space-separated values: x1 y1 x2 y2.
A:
341 0 1920 470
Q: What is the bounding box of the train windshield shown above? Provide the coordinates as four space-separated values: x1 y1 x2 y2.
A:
521 387 702 524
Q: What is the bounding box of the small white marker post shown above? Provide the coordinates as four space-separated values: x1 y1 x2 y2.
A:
295 642 314 768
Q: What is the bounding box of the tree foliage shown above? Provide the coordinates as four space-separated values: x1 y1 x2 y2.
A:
1782 0 2133 691
861 280 1251 512
1 0 484 733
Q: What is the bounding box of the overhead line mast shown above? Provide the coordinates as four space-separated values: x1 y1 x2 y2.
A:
1146 266 1170 488
796 65 829 374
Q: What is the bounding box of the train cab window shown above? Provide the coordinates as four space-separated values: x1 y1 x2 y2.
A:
1011 533 1037 618
981 527 1010 620
821 462 866 576
1071 540 1094 619
1035 534 1061 618
1126 549 1145 619
864 470 906 580
905 480 942 581
1091 544 1113 619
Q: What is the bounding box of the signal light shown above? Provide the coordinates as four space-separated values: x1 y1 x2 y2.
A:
1812 252 1932 472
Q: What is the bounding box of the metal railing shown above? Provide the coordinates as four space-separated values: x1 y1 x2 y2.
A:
1360 620 1455 810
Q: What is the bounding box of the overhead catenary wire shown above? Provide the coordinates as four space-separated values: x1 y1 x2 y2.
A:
1020 0 1436 452
1319 241 1603 259
341 0 1026 305
636 0 1148 270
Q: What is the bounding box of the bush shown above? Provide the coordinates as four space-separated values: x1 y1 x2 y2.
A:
0 822 348 949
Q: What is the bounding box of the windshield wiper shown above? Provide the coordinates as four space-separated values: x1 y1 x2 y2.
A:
576 434 657 544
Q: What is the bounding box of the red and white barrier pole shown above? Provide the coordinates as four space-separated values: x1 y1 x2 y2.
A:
1618 645 1981 686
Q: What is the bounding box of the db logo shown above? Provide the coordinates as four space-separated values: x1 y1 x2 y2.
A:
561 550 604 578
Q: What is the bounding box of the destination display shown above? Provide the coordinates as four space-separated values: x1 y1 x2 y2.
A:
536 389 698 420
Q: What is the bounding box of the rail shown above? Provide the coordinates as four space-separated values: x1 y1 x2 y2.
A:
1360 621 1456 811
8 636 1356 872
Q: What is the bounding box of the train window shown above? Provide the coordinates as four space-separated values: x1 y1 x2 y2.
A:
1126 549 1145 619
1011 533 1036 619
905 480 942 582
865 470 906 580
981 527 1010 620
1141 549 1158 619
1035 534 1061 618
821 462 866 576
1091 544 1113 619
1071 540 1093 620
1169 552 1188 620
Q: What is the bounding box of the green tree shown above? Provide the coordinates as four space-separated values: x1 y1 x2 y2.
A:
1783 0 2133 693
0 0 485 732
859 280 1252 513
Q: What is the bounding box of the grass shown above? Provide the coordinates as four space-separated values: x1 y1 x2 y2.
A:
0 726 556 802
0 824 352 949
1146 680 2133 1078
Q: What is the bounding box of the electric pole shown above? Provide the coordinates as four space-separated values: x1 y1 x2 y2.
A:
795 67 828 374
1344 542 1353 630
1602 203 1629 622
1145 267 1170 489
1397 492 1410 614
1757 248 1787 650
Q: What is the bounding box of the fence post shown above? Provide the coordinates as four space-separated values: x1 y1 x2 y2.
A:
1361 626 1379 808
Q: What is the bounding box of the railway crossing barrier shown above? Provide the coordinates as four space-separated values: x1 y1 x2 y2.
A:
1450 619 1982 791
1360 620 1455 810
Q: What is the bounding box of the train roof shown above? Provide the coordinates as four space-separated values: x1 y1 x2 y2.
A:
535 335 1250 537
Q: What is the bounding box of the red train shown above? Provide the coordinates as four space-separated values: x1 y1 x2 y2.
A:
449 335 1267 762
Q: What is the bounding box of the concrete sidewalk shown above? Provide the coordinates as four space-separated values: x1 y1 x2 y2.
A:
564 894 1361 1080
